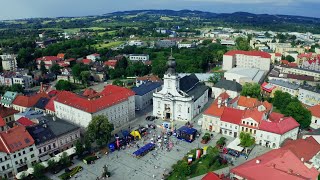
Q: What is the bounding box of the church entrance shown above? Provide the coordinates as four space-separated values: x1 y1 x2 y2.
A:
165 113 171 120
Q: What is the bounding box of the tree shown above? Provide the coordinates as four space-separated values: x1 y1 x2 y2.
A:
10 84 24 93
33 163 46 179
283 102 311 129
75 140 85 156
47 159 57 171
208 75 219 84
239 132 255 147
240 83 261 99
60 152 70 166
235 37 250 51
80 71 91 86
40 61 47 75
55 80 73 91
285 55 295 62
202 39 212 46
112 79 124 87
86 115 114 147
273 91 298 112
174 161 191 177
50 64 61 75
72 63 89 82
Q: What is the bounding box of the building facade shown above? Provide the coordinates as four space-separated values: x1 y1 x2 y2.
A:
0 54 17 71
132 82 162 111
298 85 320 106
308 104 320 129
153 55 209 121
128 54 149 62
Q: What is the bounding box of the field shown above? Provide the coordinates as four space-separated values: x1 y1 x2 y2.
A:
94 41 124 49
160 16 174 21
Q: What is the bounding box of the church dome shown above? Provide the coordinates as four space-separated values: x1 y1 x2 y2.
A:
166 55 176 74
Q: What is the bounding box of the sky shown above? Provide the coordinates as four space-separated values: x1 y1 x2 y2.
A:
0 0 319 20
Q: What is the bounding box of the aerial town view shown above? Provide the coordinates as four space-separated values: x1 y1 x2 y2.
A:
0 1 320 180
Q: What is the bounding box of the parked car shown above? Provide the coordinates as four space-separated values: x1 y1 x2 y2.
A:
227 149 240 157
146 116 156 121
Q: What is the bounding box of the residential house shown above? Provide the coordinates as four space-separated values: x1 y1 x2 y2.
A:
256 115 299 149
81 58 92 65
155 40 177 48
236 96 259 110
12 92 49 112
136 74 162 87
261 82 278 97
34 97 50 112
280 66 320 80
268 79 300 97
219 107 244 138
27 116 80 161
14 108 44 121
56 53 65 60
54 85 135 128
128 54 149 62
230 149 318 180
0 126 38 179
212 79 242 99
239 109 265 137
104 60 118 69
132 81 162 111
36 56 62 70
16 117 35 127
0 107 19 132
298 85 320 106
0 91 18 108
0 54 17 71
308 104 320 129
86 53 100 62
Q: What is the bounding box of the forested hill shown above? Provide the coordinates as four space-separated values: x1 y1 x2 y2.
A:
104 9 320 33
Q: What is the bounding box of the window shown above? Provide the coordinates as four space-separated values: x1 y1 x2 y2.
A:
31 154 35 158
251 123 253 126
188 108 190 113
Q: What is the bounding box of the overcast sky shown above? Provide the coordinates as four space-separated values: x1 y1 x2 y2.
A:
0 0 319 20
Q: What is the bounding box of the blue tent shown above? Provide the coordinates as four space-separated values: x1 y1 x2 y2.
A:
133 143 155 157
177 126 197 143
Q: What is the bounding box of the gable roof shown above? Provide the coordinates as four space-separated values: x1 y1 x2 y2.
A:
308 104 320 118
238 96 259 109
220 107 244 124
36 56 61 62
0 125 34 153
82 88 98 97
136 74 162 82
36 116 80 137
27 123 55 145
268 112 285 123
12 92 49 108
16 117 35 127
202 172 221 180
54 85 135 113
282 136 320 162
225 50 271 59
179 73 199 92
214 79 242 92
259 117 300 135
132 82 162 96
204 103 225 118
242 108 264 123
231 149 319 180
45 97 56 112
0 106 19 117
34 97 50 110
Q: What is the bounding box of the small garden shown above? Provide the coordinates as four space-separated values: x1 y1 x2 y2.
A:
167 145 228 180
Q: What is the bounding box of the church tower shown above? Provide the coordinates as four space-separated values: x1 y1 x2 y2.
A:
162 51 181 95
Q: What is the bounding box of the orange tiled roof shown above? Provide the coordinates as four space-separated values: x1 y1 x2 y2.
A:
12 92 49 108
238 96 259 109
308 104 320 118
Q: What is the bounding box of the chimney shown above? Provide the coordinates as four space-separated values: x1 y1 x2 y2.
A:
218 97 222 108
272 163 276 168
301 157 304 162
287 169 293 174
256 159 260 164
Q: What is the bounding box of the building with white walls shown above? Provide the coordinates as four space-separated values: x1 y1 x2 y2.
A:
86 53 100 62
153 55 209 121
0 54 17 71
308 104 320 129
128 54 149 62
298 85 320 106
222 50 271 71
54 85 135 128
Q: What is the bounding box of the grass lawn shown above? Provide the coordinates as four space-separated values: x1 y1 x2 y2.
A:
94 41 123 49
160 16 174 21
212 66 222 72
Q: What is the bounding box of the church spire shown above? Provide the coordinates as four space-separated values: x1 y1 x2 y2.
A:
166 48 176 75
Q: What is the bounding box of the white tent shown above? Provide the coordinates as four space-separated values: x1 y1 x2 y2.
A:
16 171 29 179
55 147 76 158
227 138 244 152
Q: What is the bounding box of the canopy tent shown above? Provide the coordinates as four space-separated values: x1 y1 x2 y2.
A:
55 147 76 158
130 130 141 139
16 171 29 179
121 130 130 137
227 138 244 152
176 126 197 143
133 143 155 157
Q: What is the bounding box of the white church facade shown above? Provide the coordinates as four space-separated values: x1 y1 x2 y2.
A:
153 55 209 121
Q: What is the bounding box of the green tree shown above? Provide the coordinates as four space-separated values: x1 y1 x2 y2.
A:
239 132 255 147
240 83 261 99
283 102 311 129
208 75 219 84
10 84 24 93
50 64 61 75
40 61 47 75
285 55 295 62
202 39 212 46
55 80 73 91
75 140 85 156
72 63 89 82
273 91 298 112
80 71 91 86
47 159 57 171
60 152 70 166
33 163 46 179
112 79 124 87
86 115 114 147
174 161 191 177
235 37 250 51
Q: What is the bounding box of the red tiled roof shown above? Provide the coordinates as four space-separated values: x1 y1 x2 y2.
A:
204 103 225 117
57 53 65 59
297 52 313 59
58 62 69 67
281 60 289 65
275 53 282 57
238 96 258 109
259 117 299 135
0 107 19 118
47 90 60 97
104 60 118 67
16 117 35 127
202 172 221 180
308 104 320 118
12 92 49 108
137 75 162 82
65 58 76 62
231 149 319 180
242 108 264 123
0 125 35 153
288 63 298 67
83 88 97 97
0 117 5 127
54 85 135 113
287 74 314 81
36 56 62 62
82 59 92 64
261 82 277 93
220 107 244 124
45 97 56 112
260 101 273 112
268 112 285 123
282 136 320 162
224 50 271 59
